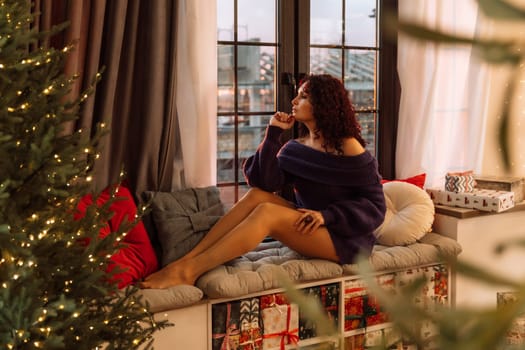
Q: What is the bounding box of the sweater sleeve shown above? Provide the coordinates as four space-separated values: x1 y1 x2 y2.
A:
243 125 286 192
320 189 386 239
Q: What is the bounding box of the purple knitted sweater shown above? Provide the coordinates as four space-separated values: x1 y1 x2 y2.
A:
243 125 386 264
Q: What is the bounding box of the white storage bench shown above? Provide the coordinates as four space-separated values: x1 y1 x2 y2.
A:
137 232 460 349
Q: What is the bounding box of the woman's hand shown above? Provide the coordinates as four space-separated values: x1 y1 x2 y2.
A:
270 111 295 130
294 209 325 235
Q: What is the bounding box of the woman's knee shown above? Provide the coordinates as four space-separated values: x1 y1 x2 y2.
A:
250 202 294 226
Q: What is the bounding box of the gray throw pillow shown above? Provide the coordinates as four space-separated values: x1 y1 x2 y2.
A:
143 186 225 267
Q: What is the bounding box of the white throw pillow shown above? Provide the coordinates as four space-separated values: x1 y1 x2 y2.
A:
374 181 435 246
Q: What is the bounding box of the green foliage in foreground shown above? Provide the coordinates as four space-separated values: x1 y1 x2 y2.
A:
0 1 168 348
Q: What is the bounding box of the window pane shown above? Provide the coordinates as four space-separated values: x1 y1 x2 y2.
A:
217 0 234 41
310 48 342 78
344 50 376 110
217 116 270 184
345 0 377 47
238 46 276 112
238 0 275 42
357 112 376 156
217 117 235 183
218 45 235 113
310 0 342 45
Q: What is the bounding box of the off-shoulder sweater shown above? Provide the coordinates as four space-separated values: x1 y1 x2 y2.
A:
243 125 386 264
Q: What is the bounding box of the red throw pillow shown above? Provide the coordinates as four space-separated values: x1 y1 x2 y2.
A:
75 185 158 288
381 173 426 189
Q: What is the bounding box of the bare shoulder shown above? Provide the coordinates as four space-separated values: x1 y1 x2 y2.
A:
342 137 366 156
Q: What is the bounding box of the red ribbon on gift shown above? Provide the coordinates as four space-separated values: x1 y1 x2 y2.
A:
263 304 299 350
213 303 240 350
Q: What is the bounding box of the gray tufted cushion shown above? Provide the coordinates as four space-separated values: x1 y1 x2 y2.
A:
143 186 225 267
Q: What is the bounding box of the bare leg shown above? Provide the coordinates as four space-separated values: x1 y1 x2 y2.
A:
168 188 293 262
139 201 338 289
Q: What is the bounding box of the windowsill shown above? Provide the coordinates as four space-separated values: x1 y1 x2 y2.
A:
434 200 525 219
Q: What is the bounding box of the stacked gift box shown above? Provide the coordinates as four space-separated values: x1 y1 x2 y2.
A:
344 274 394 332
260 292 299 350
426 171 520 213
212 300 243 350
299 283 340 339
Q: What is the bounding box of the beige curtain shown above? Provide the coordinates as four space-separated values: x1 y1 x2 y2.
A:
34 0 180 196
396 0 482 188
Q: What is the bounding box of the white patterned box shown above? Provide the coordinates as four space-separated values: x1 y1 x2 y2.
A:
426 188 515 213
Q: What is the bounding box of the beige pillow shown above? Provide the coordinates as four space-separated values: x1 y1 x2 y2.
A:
374 181 435 246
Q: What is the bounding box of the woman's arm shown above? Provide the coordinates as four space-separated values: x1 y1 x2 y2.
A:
243 125 286 192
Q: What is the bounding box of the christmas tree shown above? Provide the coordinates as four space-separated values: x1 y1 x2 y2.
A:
0 1 166 348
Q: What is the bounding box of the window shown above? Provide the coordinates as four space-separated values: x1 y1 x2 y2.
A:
309 0 379 154
217 0 398 207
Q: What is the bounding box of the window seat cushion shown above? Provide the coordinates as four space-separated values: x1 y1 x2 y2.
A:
137 231 461 313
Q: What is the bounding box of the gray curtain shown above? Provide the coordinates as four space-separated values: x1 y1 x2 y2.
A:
34 0 180 197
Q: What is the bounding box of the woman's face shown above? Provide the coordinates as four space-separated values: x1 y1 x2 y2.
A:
291 83 314 122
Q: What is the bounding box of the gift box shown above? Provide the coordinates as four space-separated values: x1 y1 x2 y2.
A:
299 283 339 339
344 333 365 350
426 188 515 212
261 303 299 350
212 301 241 350
239 298 262 350
344 280 367 331
445 170 476 193
497 292 525 345
432 265 449 306
474 175 524 203
260 293 288 309
505 317 525 345
344 279 388 331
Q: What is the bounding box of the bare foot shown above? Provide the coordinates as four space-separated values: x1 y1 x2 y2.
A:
139 263 195 289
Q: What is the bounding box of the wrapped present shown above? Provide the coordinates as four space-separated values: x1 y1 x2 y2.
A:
364 329 383 347
432 265 449 305
261 304 299 350
382 327 403 349
344 280 388 331
426 188 515 212
474 175 524 203
506 317 525 345
496 292 525 345
299 283 339 339
344 333 365 350
344 280 367 331
260 293 288 309
445 170 476 192
212 301 241 350
239 298 262 350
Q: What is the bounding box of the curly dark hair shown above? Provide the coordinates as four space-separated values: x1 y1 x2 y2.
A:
298 74 366 154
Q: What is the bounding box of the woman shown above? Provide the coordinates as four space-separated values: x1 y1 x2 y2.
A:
140 74 386 289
